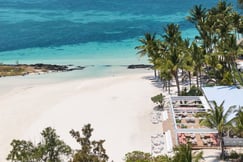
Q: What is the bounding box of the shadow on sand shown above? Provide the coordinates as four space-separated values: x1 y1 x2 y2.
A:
153 105 164 111
142 75 163 89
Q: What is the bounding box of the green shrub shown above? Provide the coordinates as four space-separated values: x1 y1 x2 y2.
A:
151 93 165 108
176 119 181 123
180 85 203 96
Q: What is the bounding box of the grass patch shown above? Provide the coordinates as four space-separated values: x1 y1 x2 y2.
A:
0 66 26 76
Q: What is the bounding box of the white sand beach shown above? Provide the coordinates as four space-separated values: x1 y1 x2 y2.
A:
0 71 162 161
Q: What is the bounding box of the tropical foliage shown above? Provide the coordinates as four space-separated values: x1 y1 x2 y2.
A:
7 127 72 162
7 124 108 162
125 151 152 162
151 93 165 108
125 144 202 162
136 0 243 95
70 124 109 162
173 144 203 162
180 85 203 96
199 101 236 159
231 106 243 137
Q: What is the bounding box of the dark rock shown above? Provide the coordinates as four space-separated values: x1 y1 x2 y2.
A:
67 66 85 71
30 63 68 71
104 65 112 67
25 63 86 72
127 64 153 69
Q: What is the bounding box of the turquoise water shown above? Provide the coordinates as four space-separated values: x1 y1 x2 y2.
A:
0 0 238 78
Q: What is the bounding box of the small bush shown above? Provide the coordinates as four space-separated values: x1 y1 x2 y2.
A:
176 119 181 123
180 85 203 96
151 93 165 108
229 151 239 159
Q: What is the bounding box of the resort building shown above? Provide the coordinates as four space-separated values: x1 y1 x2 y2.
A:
151 82 243 157
169 96 219 149
202 86 243 121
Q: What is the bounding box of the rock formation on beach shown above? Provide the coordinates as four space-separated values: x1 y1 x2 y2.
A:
0 63 85 77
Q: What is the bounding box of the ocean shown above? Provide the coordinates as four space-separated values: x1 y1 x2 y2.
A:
0 0 238 81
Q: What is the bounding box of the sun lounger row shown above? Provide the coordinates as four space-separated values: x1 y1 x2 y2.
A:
151 111 162 124
151 133 164 155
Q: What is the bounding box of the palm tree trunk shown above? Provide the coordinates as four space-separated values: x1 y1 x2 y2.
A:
236 66 243 84
220 132 225 160
188 71 192 88
196 72 199 88
174 71 180 95
199 68 202 87
168 80 171 94
154 69 157 78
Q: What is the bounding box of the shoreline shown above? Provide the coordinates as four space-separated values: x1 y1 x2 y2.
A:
0 63 152 77
0 71 161 161
0 65 152 97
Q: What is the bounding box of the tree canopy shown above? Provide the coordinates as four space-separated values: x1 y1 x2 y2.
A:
136 0 243 95
7 124 108 162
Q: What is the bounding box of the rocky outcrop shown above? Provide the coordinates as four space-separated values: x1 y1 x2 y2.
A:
67 66 85 71
29 63 85 72
30 63 69 71
127 64 153 69
0 63 86 77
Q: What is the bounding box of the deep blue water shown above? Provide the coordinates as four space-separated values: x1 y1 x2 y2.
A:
0 0 238 65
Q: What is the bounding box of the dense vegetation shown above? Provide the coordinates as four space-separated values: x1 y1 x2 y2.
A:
7 124 108 162
136 0 243 95
136 0 243 160
125 144 203 162
7 129 203 162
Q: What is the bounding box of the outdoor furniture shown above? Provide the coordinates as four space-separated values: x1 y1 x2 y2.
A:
204 134 210 138
151 115 159 124
152 138 162 146
212 139 217 145
189 138 197 145
152 145 164 154
185 117 195 123
191 134 195 138
202 138 208 145
179 137 187 144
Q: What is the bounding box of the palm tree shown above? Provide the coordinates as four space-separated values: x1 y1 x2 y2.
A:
135 33 159 78
231 11 241 39
191 1 243 85
172 144 203 162
181 39 194 88
187 4 207 28
190 42 204 88
200 101 236 159
187 4 208 52
238 0 243 9
231 106 243 137
217 34 243 85
162 23 184 95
